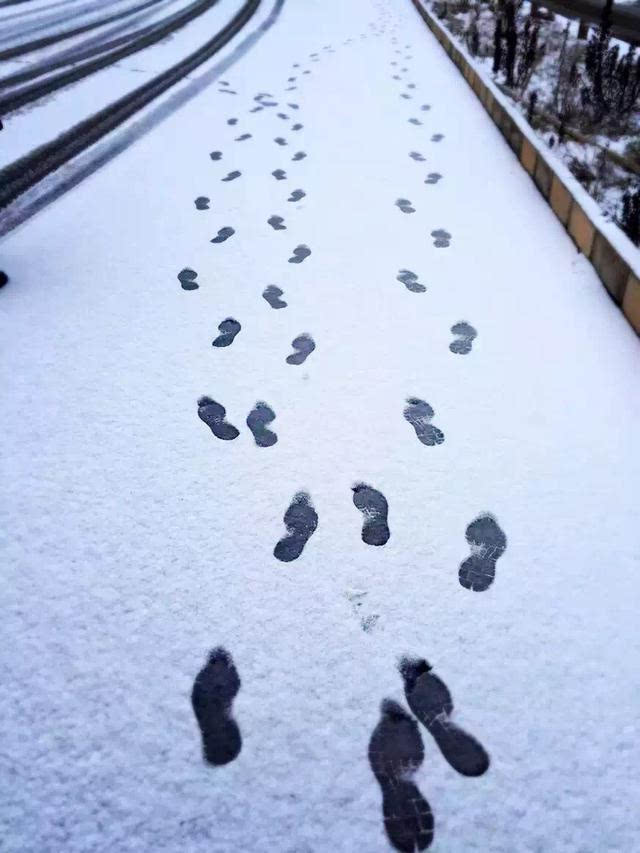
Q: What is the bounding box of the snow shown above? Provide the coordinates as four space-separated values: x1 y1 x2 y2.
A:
0 0 247 168
1 0 640 851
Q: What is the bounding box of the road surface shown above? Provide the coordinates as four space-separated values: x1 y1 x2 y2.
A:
1 0 640 851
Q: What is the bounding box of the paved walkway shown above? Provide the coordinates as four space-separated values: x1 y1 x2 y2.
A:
2 1 639 850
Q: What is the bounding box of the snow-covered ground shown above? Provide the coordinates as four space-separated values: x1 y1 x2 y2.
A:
1 0 640 851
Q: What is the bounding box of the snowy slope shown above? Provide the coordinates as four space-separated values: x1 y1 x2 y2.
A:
1 0 640 851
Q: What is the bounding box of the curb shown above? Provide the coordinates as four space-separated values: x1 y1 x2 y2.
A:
410 0 640 337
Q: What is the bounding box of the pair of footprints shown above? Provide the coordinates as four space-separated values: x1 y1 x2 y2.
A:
370 658 489 851
190 650 488 853
273 486 389 562
211 322 313 356
198 398 277 447
196 189 305 216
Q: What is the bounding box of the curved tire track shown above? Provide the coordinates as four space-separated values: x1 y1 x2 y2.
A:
0 0 260 210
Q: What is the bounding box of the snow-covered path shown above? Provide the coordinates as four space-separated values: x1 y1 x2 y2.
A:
2 1 640 851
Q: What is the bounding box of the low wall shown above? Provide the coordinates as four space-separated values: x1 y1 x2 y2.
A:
410 0 640 337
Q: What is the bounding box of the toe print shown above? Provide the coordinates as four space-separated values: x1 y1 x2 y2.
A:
397 269 426 293
274 491 318 562
352 483 390 546
274 137 288 146
210 150 222 160
263 285 287 309
272 169 287 180
195 196 210 210
395 198 415 214
409 151 425 162
212 318 241 348
222 171 241 182
197 397 239 441
288 189 305 202
268 215 287 230
292 151 306 161
368 700 434 852
424 173 442 185
458 514 507 592
286 333 315 365
404 399 444 446
211 227 235 244
431 229 451 248
178 268 198 291
449 322 477 354
400 658 490 777
246 402 278 447
191 648 242 766
288 244 311 264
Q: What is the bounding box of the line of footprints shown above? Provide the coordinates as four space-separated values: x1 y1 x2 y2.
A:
180 23 507 852
191 648 489 852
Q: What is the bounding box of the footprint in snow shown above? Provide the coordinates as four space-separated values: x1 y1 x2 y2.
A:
431 133 444 142
352 483 390 546
407 82 416 88
211 227 235 244
277 112 289 120
246 402 277 447
249 105 263 113
458 513 507 592
263 285 287 309
368 700 434 852
288 189 305 202
404 398 444 446
449 322 477 354
409 151 425 162
191 648 242 766
408 117 422 125
400 93 412 100
197 397 239 440
396 198 415 214
212 318 241 347
292 151 306 161
227 118 238 125
287 103 299 110
221 171 241 182
397 269 425 293
291 123 303 131
274 492 318 562
288 244 311 264
286 85 297 91
210 150 222 160
272 169 287 180
424 173 442 185
178 268 198 290
195 196 210 210
431 229 451 248
274 137 288 146
400 657 490 776
235 133 251 141
268 215 286 231
420 104 431 111
286 333 315 364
